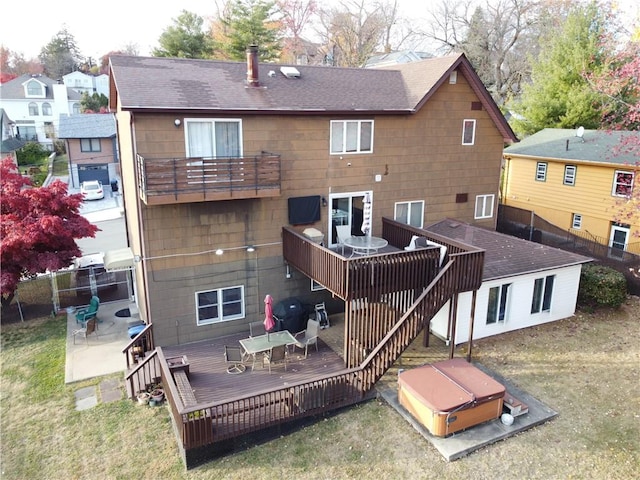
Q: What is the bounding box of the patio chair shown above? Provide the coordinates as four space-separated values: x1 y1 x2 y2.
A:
249 321 266 337
336 225 352 255
293 319 320 358
263 344 287 374
224 345 246 374
75 296 100 325
72 318 99 345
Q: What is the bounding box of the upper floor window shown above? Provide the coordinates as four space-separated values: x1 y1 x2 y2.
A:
185 119 242 157
564 165 576 186
462 119 476 145
487 283 511 324
196 285 244 326
80 138 101 152
612 170 634 197
531 275 554 314
475 194 494 219
394 200 424 228
72 103 81 114
42 102 52 116
17 125 37 141
25 80 43 97
536 162 547 181
28 102 39 116
330 120 373 154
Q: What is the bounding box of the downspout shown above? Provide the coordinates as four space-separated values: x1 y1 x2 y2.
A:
448 293 459 359
466 290 478 362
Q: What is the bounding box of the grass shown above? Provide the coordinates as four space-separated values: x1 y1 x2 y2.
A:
52 154 69 176
1 298 639 479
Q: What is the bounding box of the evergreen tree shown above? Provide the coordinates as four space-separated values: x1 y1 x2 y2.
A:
218 0 281 62
39 27 81 79
152 10 213 59
510 2 610 136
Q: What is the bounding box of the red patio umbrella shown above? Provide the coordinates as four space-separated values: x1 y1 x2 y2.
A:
263 294 275 336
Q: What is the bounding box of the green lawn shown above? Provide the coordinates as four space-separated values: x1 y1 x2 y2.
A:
53 154 69 176
1 298 639 479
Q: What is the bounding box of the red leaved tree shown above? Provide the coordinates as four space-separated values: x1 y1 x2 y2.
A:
0 157 98 307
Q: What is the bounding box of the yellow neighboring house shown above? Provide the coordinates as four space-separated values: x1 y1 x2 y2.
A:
502 128 639 255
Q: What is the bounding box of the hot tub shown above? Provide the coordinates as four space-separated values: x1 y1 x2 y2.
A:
398 358 505 437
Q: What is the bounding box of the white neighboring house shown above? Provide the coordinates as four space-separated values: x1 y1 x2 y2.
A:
0 74 83 151
0 108 26 165
63 71 109 98
425 219 592 345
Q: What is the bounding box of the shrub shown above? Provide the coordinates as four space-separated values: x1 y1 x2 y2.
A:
578 264 627 309
17 142 49 166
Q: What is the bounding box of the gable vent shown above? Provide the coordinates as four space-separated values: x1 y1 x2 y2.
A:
280 66 301 78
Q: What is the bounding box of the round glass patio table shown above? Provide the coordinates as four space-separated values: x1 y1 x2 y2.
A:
343 236 388 255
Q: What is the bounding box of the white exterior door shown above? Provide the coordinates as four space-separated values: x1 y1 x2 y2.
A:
609 224 629 258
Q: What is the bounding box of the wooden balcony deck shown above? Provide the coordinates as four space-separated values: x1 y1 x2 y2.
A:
136 152 281 205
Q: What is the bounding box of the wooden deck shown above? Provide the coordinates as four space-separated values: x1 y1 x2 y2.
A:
162 328 346 405
160 312 450 406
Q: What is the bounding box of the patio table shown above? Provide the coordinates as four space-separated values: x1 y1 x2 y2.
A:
343 235 388 256
239 330 298 371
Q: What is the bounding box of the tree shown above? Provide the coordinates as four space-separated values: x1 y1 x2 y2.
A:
0 158 98 307
509 1 611 136
316 0 391 67
277 0 318 63
39 27 81 79
80 92 109 113
216 0 282 61
152 10 213 58
421 0 544 107
0 46 42 78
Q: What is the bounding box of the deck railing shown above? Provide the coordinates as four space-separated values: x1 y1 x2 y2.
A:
135 152 281 205
122 323 155 369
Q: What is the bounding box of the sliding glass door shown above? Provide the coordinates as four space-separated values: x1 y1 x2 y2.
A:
328 191 371 247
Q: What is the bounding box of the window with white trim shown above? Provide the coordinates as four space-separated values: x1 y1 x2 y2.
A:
196 285 245 325
572 213 582 229
563 165 576 185
42 102 52 116
80 138 101 152
487 283 510 324
536 162 547 181
394 200 424 228
531 275 554 314
72 103 81 114
28 102 39 116
462 119 476 145
330 120 373 154
26 80 43 97
185 118 242 158
474 194 494 219
612 170 634 197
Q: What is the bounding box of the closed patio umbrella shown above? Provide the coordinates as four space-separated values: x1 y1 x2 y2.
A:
264 294 275 338
361 192 372 235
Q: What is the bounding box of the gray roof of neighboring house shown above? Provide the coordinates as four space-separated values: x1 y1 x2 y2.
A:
504 128 640 165
0 74 82 100
364 50 433 68
109 54 517 142
58 114 116 139
426 219 592 281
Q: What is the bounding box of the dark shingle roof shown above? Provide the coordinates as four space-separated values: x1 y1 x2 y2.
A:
426 219 592 281
504 128 640 165
58 114 116 139
108 54 517 142
0 74 82 100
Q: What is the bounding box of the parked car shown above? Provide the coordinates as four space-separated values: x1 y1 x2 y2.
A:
74 253 117 293
80 180 104 200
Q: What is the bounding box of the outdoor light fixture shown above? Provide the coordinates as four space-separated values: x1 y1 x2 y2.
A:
174 118 181 127
321 197 327 207
215 249 224 255
246 246 256 253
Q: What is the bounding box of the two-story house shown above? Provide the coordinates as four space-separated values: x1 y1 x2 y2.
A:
0 74 82 150
58 113 118 188
502 128 640 256
109 50 516 349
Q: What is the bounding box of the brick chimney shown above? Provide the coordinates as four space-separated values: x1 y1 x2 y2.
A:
246 45 259 87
